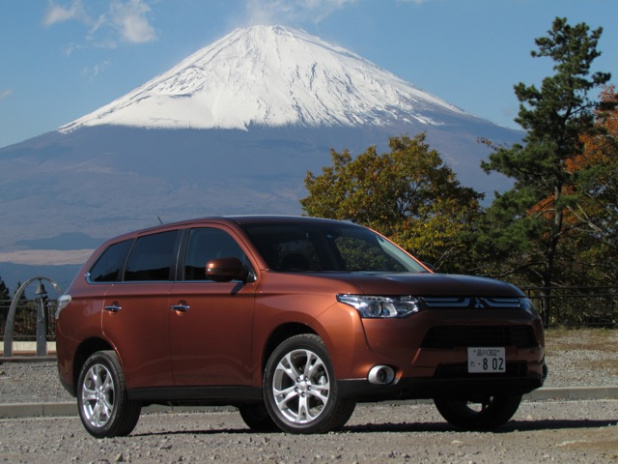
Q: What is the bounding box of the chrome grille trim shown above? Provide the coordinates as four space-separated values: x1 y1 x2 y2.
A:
420 296 522 310
421 297 471 308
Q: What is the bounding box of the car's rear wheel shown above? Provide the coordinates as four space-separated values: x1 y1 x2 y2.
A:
263 334 356 434
77 351 142 438
434 394 522 431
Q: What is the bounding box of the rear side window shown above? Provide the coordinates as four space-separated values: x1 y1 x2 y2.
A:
88 239 132 282
125 231 179 281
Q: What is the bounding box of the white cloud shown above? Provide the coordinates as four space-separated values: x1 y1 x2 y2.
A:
110 0 157 44
81 60 112 79
43 0 87 26
0 89 14 103
43 0 157 47
245 0 358 25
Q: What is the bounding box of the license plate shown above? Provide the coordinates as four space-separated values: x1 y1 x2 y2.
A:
467 347 506 373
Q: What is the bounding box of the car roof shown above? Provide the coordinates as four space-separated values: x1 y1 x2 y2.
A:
227 215 354 227
109 215 357 241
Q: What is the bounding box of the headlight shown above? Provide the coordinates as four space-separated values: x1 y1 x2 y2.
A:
337 294 420 318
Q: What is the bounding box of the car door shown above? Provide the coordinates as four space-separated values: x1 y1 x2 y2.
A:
101 230 179 389
169 227 257 386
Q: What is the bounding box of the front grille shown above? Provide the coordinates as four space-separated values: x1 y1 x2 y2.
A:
421 325 538 349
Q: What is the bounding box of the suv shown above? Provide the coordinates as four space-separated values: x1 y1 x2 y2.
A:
56 216 546 438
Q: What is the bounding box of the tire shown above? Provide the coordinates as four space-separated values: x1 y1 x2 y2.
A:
263 334 356 434
238 403 280 432
77 351 142 438
434 394 522 431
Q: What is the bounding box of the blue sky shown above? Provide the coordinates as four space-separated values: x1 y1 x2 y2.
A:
1 0 616 149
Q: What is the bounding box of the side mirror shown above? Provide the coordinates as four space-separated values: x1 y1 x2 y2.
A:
205 257 247 282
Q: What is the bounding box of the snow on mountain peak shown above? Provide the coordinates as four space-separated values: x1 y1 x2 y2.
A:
60 25 467 133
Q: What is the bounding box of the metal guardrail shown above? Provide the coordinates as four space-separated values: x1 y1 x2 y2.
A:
0 299 57 341
522 287 618 328
1 277 63 357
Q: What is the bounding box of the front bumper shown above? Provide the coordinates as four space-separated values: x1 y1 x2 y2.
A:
339 360 547 402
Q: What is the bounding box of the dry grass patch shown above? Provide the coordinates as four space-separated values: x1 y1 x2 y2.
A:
545 328 618 376
545 328 618 353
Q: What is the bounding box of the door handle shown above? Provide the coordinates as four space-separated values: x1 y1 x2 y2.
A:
171 303 190 312
104 303 122 313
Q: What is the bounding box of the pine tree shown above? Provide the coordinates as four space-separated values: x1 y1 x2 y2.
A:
0 276 9 301
480 17 613 320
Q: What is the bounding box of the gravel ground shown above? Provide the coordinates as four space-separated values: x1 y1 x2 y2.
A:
0 330 617 464
0 401 617 463
1 329 617 404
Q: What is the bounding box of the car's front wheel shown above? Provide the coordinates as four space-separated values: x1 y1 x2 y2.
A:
263 334 355 434
77 351 142 438
434 394 522 431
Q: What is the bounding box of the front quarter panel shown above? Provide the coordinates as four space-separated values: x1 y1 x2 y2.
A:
252 273 369 385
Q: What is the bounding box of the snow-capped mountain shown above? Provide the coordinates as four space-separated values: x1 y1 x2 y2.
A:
61 25 467 132
0 25 522 292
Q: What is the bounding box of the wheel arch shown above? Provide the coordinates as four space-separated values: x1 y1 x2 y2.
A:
261 323 318 377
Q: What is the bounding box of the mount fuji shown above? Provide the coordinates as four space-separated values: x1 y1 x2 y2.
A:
61 25 467 132
0 25 521 290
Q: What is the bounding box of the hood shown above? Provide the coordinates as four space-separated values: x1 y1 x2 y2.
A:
325 272 523 297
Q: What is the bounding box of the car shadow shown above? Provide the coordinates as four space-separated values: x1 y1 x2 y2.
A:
132 418 617 437
344 418 617 433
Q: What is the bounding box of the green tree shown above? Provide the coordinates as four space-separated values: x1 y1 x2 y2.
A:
301 134 483 272
479 18 613 317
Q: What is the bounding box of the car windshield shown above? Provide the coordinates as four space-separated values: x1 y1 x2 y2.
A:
240 221 427 273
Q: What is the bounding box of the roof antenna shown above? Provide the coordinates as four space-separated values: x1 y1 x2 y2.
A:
157 216 164 225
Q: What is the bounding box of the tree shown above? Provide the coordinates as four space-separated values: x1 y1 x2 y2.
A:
479 18 614 319
0 276 9 301
561 85 618 283
301 134 483 272
1 276 11 335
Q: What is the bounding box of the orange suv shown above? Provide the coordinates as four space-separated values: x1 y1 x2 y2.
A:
55 216 546 437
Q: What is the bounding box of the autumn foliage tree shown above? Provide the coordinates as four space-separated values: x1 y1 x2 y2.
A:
559 85 618 283
301 134 483 272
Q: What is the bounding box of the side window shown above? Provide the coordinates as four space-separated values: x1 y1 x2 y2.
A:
274 238 318 271
242 226 320 271
88 239 132 282
183 228 247 280
124 230 179 281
